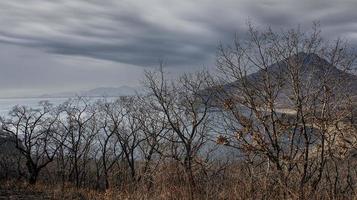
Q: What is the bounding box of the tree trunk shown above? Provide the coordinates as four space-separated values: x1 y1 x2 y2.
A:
26 160 39 185
184 155 195 200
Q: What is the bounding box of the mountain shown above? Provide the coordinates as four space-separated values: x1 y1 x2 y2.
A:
40 86 140 98
203 52 357 107
82 86 139 97
246 52 357 93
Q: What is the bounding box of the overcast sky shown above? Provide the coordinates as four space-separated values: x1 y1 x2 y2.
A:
0 0 356 97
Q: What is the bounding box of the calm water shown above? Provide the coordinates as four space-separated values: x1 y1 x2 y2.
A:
0 97 67 117
0 97 117 117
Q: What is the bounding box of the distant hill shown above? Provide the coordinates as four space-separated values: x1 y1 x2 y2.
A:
39 86 140 98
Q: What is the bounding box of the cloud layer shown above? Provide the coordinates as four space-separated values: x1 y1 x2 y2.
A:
0 0 356 97
1 0 356 66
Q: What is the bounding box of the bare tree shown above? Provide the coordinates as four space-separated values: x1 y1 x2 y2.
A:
115 96 145 182
1 101 63 184
144 67 213 197
58 97 98 188
135 96 169 188
93 99 124 190
215 23 356 198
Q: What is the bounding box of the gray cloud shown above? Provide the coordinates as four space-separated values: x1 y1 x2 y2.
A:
0 0 356 97
0 0 220 67
0 0 353 66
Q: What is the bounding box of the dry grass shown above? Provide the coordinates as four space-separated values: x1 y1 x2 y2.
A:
1 161 357 200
